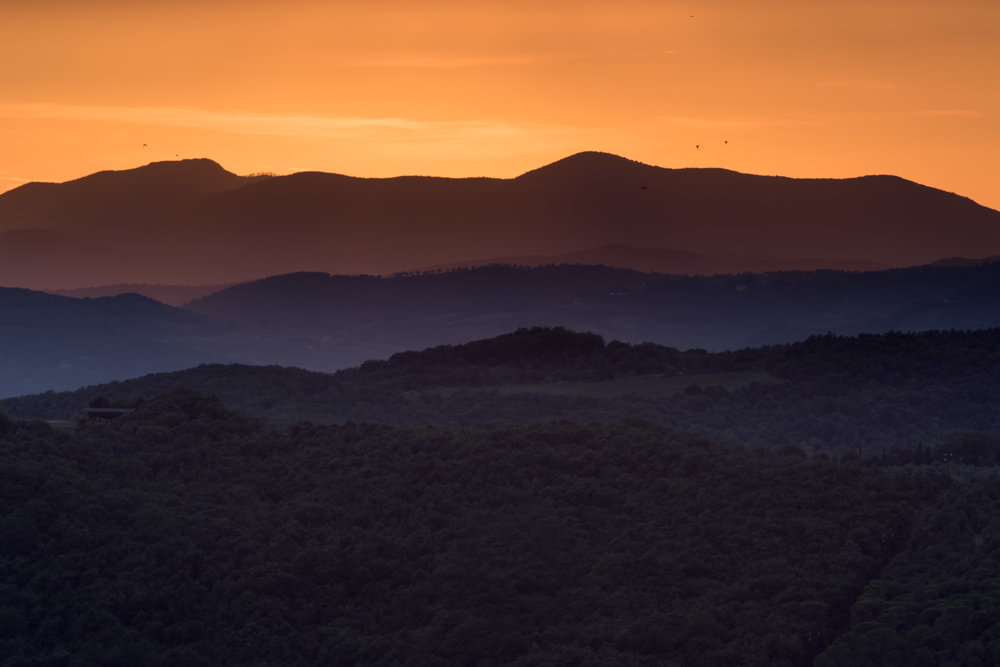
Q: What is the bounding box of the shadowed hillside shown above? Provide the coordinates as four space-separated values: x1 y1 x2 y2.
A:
5 260 1000 399
411 243 888 275
48 282 232 307
2 152 999 287
0 288 241 397
185 261 1000 356
3 396 943 666
0 158 263 225
0 229 145 290
7 326 1000 463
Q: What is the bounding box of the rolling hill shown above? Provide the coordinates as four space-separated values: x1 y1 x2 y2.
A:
4 259 1000 398
185 261 1000 356
5 325 1000 462
48 282 232 307
2 152 999 288
411 243 888 275
0 288 244 397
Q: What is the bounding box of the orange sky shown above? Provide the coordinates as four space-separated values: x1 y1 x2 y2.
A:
2 0 998 209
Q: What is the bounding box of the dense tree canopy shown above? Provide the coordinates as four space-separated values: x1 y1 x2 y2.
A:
5 327 1000 461
8 391 991 666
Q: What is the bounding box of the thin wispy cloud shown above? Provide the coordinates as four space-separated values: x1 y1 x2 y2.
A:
905 109 984 118
816 80 903 90
658 115 827 129
659 108 984 132
353 54 561 69
660 116 762 129
838 109 985 122
0 103 550 141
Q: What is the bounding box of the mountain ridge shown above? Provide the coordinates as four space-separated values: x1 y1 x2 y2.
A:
5 259 1000 399
47 282 233 307
6 325 1000 461
184 260 1000 359
408 243 889 275
0 158 262 221
2 152 999 287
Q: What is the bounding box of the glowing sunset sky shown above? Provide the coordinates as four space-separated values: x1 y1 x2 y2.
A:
2 0 998 209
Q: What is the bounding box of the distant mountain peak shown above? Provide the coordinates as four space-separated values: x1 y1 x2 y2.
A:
82 157 239 182
554 150 637 165
140 157 223 168
516 151 656 179
4 158 256 198
133 157 228 173
0 157 267 233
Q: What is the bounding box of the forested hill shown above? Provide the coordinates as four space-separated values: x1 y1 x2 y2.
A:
183 260 1000 355
4 390 1000 665
6 326 1000 460
7 260 1000 399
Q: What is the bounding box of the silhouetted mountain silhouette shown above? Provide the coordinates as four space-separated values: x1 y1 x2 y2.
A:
413 244 887 275
2 152 999 288
185 261 1000 360
48 282 232 307
0 158 261 224
7 260 1000 398
0 287 238 397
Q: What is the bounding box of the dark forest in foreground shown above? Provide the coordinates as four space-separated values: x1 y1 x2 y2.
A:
5 326 1000 665
4 391 1000 666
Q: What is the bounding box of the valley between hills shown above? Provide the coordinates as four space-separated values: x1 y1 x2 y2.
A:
3 154 1000 665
